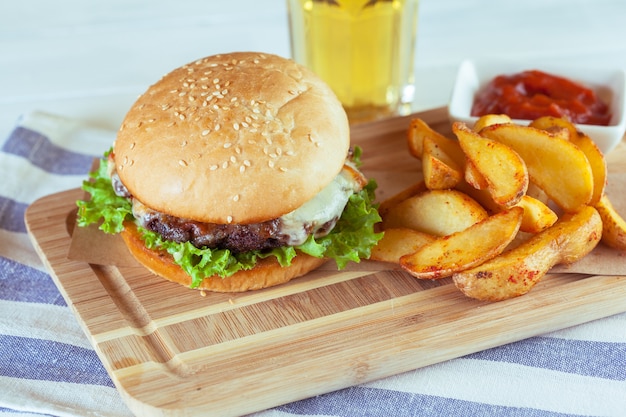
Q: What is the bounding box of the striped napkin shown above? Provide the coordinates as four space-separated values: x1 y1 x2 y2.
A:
1 112 625 417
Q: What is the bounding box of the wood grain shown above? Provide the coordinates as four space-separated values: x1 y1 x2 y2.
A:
25 108 626 417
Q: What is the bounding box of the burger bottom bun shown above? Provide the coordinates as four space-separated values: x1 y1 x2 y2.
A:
120 222 327 292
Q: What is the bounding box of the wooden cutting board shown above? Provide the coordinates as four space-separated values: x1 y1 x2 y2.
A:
25 107 626 417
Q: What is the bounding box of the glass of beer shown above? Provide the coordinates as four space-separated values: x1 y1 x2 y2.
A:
287 0 419 123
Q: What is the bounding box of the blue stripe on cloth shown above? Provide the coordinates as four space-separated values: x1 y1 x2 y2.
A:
278 386 582 417
0 195 28 233
0 256 66 306
467 336 626 381
0 335 113 387
0 406 56 416
2 126 95 175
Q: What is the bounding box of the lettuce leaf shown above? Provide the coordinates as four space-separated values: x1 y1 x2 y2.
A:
76 152 383 288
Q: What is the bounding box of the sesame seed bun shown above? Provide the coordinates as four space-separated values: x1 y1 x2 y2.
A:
113 52 350 224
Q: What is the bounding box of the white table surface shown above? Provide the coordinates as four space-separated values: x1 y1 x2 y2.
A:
2 1 626 416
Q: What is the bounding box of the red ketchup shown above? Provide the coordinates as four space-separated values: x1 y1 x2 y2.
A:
471 70 611 126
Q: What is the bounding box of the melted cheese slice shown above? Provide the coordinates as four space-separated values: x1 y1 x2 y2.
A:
279 162 366 245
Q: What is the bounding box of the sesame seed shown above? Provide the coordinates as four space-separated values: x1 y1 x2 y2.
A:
130 142 135 149
286 150 295 156
279 167 288 172
230 156 237 163
223 142 232 148
239 165 245 173
215 123 221 131
210 165 218 170
201 130 210 136
179 159 187 167
233 123 240 131
243 160 251 167
222 161 228 169
233 194 240 202
227 216 233 223
213 78 220 84
235 146 242 154
268 160 275 168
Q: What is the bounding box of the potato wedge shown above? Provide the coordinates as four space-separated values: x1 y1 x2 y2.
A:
530 116 607 206
480 123 594 212
400 207 523 279
595 194 626 251
407 118 466 167
378 181 427 218
370 228 436 264
454 122 529 207
382 189 488 236
526 181 550 205
453 205 602 301
529 116 577 138
422 136 463 190
568 131 607 206
472 114 512 132
464 159 489 190
514 195 558 234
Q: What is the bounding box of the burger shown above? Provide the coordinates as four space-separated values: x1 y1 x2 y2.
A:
77 52 382 292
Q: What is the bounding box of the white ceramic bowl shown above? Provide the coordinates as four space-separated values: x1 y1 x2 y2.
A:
448 59 626 154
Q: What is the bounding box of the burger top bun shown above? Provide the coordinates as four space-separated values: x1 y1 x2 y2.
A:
114 52 350 224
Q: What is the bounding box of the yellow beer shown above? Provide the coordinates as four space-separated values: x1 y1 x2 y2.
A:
287 0 419 122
